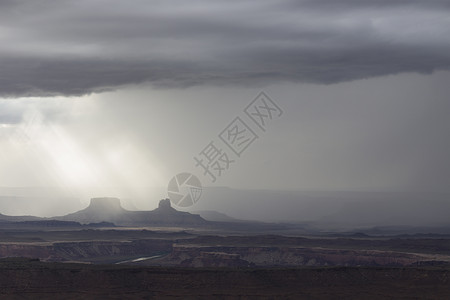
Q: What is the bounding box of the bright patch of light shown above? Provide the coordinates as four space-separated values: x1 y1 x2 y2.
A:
0 95 165 196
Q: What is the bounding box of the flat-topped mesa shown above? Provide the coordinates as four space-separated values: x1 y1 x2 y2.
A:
158 198 171 209
88 197 124 212
55 197 207 226
155 198 177 213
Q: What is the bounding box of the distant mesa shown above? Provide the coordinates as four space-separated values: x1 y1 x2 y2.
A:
54 197 207 227
158 198 171 209
192 210 243 223
155 198 177 213
0 212 41 223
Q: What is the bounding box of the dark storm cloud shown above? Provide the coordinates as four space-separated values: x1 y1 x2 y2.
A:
0 0 449 97
284 0 450 10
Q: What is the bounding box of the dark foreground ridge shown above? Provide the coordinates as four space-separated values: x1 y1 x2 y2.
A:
1 258 449 299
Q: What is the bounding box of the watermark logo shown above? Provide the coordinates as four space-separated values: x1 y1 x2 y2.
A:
244 92 283 132
167 173 202 207
168 91 283 207
219 117 258 157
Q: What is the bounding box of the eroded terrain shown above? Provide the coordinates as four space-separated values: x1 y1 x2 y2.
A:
2 225 450 268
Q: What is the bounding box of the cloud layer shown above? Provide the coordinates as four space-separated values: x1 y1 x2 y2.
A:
1 0 449 97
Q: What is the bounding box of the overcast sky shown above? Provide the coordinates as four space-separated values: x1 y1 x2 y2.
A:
0 0 449 212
